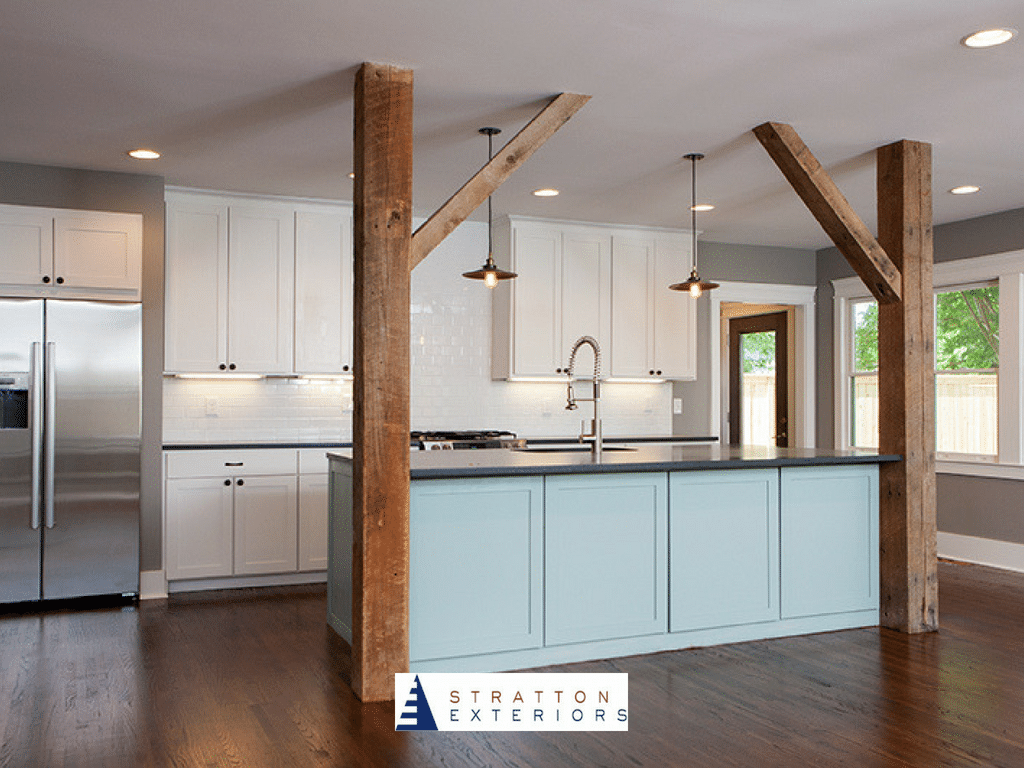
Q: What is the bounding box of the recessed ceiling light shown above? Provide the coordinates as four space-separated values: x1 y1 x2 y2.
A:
950 185 981 195
961 28 1016 48
127 148 160 160
532 188 559 197
691 204 715 212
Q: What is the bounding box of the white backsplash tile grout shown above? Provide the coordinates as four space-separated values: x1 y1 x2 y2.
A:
163 220 672 443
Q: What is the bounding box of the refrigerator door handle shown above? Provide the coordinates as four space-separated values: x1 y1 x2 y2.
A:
30 342 43 530
44 341 56 529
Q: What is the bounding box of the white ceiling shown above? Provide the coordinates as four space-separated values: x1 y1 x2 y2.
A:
1 0 1021 249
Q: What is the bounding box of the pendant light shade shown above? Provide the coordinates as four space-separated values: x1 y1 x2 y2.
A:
669 152 718 298
463 127 517 288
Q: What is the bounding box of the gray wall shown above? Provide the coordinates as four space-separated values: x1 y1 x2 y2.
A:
816 206 1024 546
672 241 817 436
0 161 165 571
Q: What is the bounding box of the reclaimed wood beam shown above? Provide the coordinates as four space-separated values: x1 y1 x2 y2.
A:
877 139 938 633
409 92 591 269
753 121 902 304
351 61 413 701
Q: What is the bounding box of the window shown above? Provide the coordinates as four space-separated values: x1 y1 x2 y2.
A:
833 249 1023 476
935 285 998 457
850 300 878 449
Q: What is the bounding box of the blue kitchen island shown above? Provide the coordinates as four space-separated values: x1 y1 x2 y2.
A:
327 444 899 672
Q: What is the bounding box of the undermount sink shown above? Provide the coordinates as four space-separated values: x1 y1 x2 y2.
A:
515 445 637 453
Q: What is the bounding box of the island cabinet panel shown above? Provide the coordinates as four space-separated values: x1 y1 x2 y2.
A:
409 477 544 662
544 473 668 646
780 465 879 619
669 469 780 632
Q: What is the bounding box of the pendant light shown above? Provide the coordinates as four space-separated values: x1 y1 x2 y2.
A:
462 127 517 289
669 152 719 298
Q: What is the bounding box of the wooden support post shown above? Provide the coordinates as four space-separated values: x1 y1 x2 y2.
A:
753 123 938 634
876 139 938 633
351 62 413 701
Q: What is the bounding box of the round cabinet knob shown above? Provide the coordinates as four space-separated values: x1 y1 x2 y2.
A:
228 363 236 371
342 365 350 372
656 370 662 376
649 370 655 375
42 276 51 284
556 368 563 374
55 277 64 285
224 479 231 486
219 364 227 370
236 479 244 486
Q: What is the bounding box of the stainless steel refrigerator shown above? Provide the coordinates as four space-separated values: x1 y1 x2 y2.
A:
0 298 140 603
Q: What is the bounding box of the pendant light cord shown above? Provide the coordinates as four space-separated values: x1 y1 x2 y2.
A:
487 130 494 260
690 154 698 275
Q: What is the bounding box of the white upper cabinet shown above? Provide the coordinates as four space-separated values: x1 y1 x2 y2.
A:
492 218 611 378
164 197 228 372
294 207 353 374
227 202 294 373
165 192 294 374
493 217 694 381
610 231 696 380
650 234 697 380
0 203 141 299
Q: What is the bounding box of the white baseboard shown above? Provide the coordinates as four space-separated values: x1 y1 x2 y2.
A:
938 532 1024 574
168 571 327 594
139 570 168 600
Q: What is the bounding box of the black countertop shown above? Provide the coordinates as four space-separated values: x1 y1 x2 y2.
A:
327 444 900 479
162 435 717 451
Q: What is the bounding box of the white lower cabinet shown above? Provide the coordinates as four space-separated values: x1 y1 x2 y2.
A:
165 477 234 580
165 448 329 584
233 475 298 575
298 474 329 571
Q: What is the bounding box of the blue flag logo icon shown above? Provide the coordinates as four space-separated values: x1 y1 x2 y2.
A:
396 674 438 731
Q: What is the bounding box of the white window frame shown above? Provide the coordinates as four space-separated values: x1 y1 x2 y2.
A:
833 249 1024 480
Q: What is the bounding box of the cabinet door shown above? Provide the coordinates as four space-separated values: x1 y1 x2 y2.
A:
780 465 879 619
545 472 668 645
298 473 329 571
165 477 234 580
0 205 53 288
609 235 655 377
227 204 295 373
53 211 142 295
233 475 298 575
510 223 562 376
652 234 696 379
561 228 611 369
294 208 353 374
164 198 229 372
670 469 779 632
409 477 544 662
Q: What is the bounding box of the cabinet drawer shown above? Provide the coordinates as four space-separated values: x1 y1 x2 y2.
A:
298 449 332 474
166 449 298 478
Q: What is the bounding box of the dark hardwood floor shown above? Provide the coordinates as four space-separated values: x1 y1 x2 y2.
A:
1 560 1022 767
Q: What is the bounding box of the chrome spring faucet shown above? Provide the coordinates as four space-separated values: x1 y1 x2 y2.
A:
565 336 603 458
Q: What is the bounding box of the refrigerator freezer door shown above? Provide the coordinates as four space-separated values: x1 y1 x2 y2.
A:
0 299 44 603
43 301 140 599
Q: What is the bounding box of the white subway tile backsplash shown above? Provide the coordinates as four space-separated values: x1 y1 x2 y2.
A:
163 219 672 443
